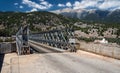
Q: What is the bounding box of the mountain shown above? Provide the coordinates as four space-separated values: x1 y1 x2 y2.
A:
0 11 120 39
0 11 80 36
52 8 120 24
51 8 89 19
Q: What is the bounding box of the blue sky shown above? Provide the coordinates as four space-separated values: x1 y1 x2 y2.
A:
0 0 120 12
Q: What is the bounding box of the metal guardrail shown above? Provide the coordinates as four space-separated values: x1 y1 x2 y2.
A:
16 27 23 55
16 27 76 54
29 28 76 52
0 42 16 54
16 26 30 55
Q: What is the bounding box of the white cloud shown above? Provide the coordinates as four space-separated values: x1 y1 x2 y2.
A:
26 8 38 12
40 1 52 8
72 0 120 10
98 0 120 10
41 1 47 5
66 2 72 7
73 0 99 9
22 0 52 10
73 1 81 9
115 7 120 10
14 3 18 5
31 8 38 12
58 4 65 7
19 5 23 9
57 2 72 7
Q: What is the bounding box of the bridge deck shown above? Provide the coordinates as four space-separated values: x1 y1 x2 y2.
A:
29 40 67 53
1 50 120 73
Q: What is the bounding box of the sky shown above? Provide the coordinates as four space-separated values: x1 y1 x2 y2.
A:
0 0 120 12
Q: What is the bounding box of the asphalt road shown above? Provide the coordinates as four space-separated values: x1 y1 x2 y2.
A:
9 42 120 73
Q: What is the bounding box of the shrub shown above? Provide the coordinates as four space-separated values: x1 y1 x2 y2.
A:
78 37 96 43
0 38 3 42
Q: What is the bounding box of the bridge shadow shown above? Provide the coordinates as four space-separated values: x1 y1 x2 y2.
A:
0 54 5 72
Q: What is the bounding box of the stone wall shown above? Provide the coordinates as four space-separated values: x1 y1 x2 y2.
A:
0 42 16 54
79 41 120 59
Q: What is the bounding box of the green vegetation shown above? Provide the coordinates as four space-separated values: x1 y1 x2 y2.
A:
5 38 15 42
73 26 89 34
78 37 97 43
0 11 80 36
116 29 120 38
0 38 15 42
106 38 120 45
0 38 3 42
0 11 120 46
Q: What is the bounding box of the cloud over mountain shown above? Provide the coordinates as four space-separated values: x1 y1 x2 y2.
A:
66 2 72 7
15 0 120 12
57 0 120 11
58 4 65 7
9 0 120 12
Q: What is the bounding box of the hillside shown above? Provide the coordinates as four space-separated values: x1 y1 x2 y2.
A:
0 11 120 44
0 11 79 36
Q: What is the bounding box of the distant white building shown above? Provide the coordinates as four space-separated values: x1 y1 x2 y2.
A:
69 38 76 44
94 38 108 44
100 38 108 44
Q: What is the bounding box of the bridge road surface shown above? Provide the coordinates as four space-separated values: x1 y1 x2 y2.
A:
7 42 120 73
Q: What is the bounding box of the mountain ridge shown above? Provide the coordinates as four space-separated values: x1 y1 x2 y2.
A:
51 8 120 24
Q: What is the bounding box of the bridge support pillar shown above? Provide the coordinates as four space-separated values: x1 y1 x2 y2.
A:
21 46 30 55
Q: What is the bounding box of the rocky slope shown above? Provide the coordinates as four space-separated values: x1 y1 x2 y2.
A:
52 8 120 24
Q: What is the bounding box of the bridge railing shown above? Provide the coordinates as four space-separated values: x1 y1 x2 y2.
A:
29 28 76 52
16 25 30 55
16 27 23 55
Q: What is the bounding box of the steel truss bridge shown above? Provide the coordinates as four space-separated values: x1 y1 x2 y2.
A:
16 26 77 55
